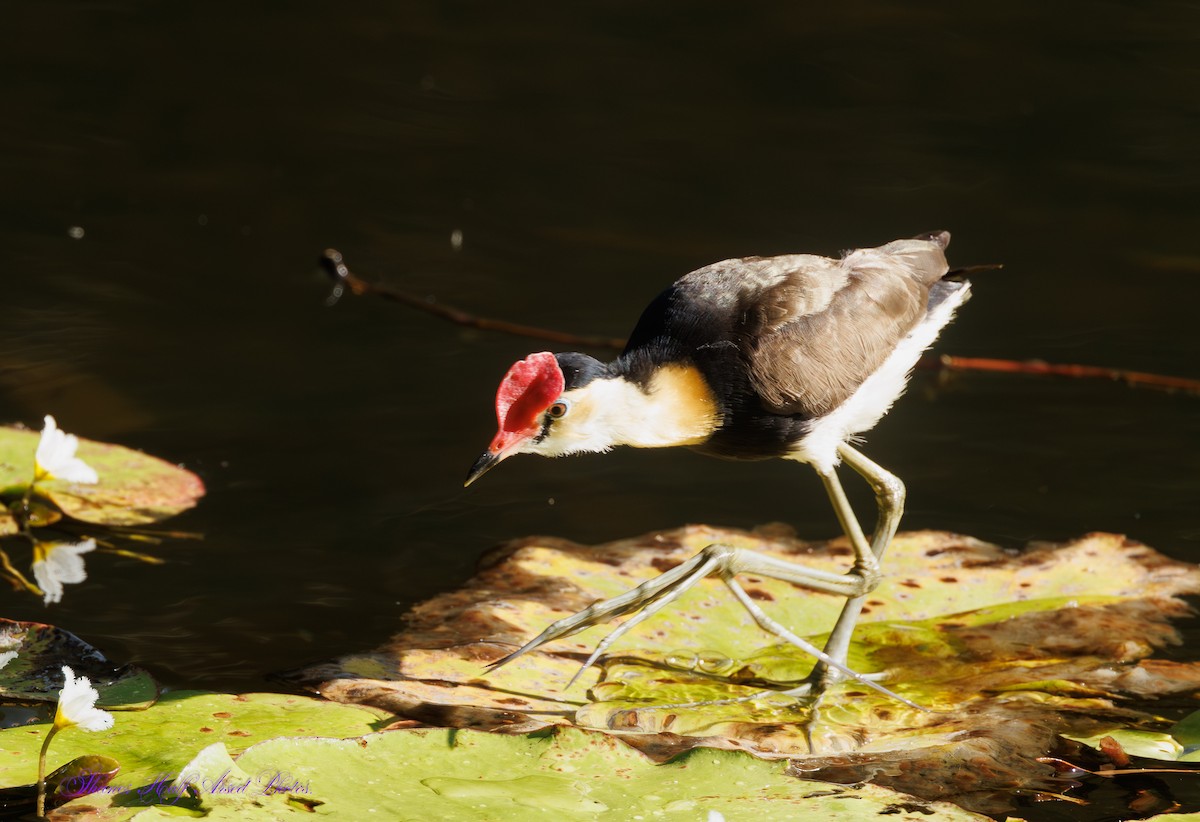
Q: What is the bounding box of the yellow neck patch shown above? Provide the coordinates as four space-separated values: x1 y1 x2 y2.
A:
640 364 721 446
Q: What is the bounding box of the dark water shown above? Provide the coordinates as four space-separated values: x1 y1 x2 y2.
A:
4 0 1199 793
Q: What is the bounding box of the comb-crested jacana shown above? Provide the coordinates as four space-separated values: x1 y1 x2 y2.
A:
466 232 970 706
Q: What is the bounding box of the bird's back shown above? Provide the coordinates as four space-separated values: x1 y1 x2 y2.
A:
615 233 962 460
744 236 951 418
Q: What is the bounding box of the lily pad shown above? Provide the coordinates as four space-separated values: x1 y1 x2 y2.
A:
285 526 1200 814
1065 729 1185 761
63 725 988 821
1064 709 1200 763
0 423 204 531
0 690 391 794
0 619 158 712
1172 709 1200 752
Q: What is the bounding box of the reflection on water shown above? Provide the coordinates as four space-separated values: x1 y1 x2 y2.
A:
31 540 97 605
1 1 1197 734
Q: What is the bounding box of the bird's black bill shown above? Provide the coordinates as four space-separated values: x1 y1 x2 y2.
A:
465 450 501 487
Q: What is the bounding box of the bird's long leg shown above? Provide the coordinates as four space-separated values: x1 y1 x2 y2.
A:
807 443 905 687
486 527 911 702
604 574 922 710
719 576 921 708
815 461 881 590
838 444 906 559
487 548 727 673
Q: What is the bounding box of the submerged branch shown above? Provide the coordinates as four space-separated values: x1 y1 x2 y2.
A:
320 249 625 351
1040 757 1200 778
934 355 1200 395
321 249 1199 395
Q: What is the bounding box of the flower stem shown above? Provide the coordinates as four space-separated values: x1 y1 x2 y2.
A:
36 724 59 818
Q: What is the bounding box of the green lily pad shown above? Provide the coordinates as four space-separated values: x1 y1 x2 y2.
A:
1065 729 1185 761
285 526 1200 815
1172 709 1200 750
0 619 158 712
0 423 204 530
0 690 391 793
64 725 987 821
1065 709 1200 763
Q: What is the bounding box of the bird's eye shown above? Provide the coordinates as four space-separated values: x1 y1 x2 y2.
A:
546 401 570 419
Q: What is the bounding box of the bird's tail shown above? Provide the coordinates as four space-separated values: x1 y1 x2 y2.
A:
911 229 1004 281
914 229 951 249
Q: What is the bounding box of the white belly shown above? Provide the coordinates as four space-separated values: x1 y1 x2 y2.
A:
787 281 971 473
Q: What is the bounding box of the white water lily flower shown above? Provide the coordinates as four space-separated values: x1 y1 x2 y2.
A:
37 665 115 816
0 651 15 670
32 539 96 605
34 415 99 484
53 666 114 732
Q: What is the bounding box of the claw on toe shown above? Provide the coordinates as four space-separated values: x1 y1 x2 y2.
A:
485 646 531 673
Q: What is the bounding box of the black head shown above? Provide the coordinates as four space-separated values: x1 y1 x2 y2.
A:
554 352 609 390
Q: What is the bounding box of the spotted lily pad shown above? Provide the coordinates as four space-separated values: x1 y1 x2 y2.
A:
0 423 204 532
286 526 1200 814
60 725 987 821
0 690 391 796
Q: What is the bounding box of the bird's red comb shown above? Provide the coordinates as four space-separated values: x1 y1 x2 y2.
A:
495 352 564 434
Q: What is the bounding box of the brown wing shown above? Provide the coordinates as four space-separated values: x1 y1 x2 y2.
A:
740 236 951 418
